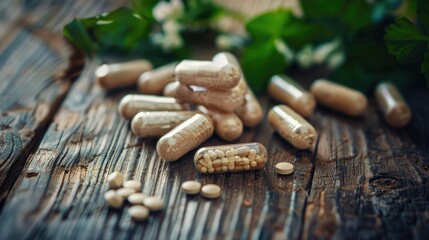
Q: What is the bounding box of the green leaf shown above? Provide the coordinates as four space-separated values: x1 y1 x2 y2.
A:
385 17 429 64
340 0 372 31
241 39 288 94
246 9 293 41
300 0 344 19
131 0 158 19
417 0 429 35
63 18 96 57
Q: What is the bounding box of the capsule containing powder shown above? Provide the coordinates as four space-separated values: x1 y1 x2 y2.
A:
172 84 244 113
163 81 180 97
131 111 196 138
212 52 263 127
198 106 243 141
268 105 317 150
310 79 367 117
194 142 267 173
375 82 411 128
175 60 241 90
118 95 188 119
157 114 214 161
138 62 177 94
96 60 153 90
268 75 315 117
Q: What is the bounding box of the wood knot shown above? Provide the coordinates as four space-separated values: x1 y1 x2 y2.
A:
369 176 404 194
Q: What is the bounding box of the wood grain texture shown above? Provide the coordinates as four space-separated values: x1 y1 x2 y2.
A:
0 0 126 204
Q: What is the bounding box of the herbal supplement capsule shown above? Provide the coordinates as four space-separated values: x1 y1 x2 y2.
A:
275 162 294 175
268 105 317 150
375 82 411 128
128 205 150 221
212 52 263 127
173 84 244 113
128 193 146 205
138 62 177 94
194 143 267 174
96 60 153 90
123 180 142 192
116 188 136 198
310 79 367 116
118 94 188 119
175 60 240 90
268 75 316 117
163 81 180 97
104 190 124 209
198 106 243 141
201 184 221 199
157 114 214 161
181 181 202 195
143 197 163 211
107 171 124 189
131 111 196 138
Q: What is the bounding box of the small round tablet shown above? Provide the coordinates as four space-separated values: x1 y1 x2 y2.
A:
116 188 136 198
275 162 294 175
201 184 221 199
128 193 146 205
123 180 142 192
181 181 202 195
143 196 164 211
104 190 123 209
128 205 150 221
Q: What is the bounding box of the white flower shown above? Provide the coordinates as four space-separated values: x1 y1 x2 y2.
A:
327 51 345 70
163 20 181 34
312 39 341 64
274 38 294 61
151 32 183 51
296 45 313 69
153 0 184 22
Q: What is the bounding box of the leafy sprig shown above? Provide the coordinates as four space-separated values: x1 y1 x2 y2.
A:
385 0 429 86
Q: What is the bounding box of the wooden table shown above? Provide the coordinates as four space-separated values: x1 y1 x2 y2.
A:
1 1 429 239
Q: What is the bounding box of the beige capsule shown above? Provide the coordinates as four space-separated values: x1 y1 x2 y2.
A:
107 171 124 189
181 181 202 195
212 52 263 127
118 94 188 119
128 205 150 221
104 190 124 209
310 79 367 116
123 180 142 192
175 60 240 90
198 106 243 141
268 75 315 117
375 82 411 128
138 62 177 94
131 111 196 138
163 81 180 97
201 184 222 199
95 60 153 90
143 197 163 211
194 143 267 174
268 105 317 150
116 188 137 198
157 114 214 161
172 84 244 113
128 193 147 205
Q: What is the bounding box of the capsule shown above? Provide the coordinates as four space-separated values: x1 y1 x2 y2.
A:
96 60 153 90
163 81 180 97
157 114 214 161
118 95 188 119
138 62 177 94
172 84 244 113
194 142 267 173
198 106 243 141
375 82 411 127
268 105 317 149
268 75 315 117
175 60 241 90
212 52 263 127
131 111 197 138
310 79 367 116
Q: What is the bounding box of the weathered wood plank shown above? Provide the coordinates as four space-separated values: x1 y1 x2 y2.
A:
302 92 429 239
0 58 314 239
0 0 126 205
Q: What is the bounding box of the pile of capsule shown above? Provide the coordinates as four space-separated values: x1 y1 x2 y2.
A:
96 52 266 173
266 74 412 159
